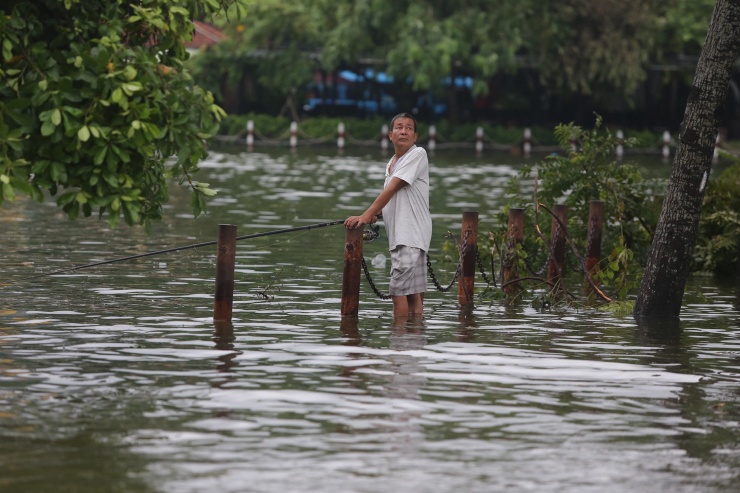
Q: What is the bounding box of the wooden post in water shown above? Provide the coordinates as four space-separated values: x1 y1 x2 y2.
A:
547 204 568 289
504 208 524 295
341 227 364 318
213 224 237 322
213 320 238 371
458 211 478 305
585 200 604 293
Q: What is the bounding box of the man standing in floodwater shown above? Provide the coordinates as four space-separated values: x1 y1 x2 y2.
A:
344 113 432 318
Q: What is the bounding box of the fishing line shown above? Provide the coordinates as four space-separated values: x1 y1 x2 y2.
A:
3 218 352 286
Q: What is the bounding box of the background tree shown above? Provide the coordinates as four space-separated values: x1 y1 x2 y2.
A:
192 0 533 122
184 0 724 129
191 0 326 116
188 0 721 127
0 0 248 227
634 0 740 320
657 0 719 58
525 0 663 111
363 0 532 122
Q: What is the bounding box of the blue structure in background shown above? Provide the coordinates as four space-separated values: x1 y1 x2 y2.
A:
303 69 462 117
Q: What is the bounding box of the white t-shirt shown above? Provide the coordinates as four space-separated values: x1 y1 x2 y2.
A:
382 145 432 252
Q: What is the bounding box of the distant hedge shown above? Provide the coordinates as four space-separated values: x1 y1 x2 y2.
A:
218 113 665 149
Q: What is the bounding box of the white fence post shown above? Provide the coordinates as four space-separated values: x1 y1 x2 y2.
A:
337 122 345 151
290 121 298 149
662 130 671 159
246 120 254 148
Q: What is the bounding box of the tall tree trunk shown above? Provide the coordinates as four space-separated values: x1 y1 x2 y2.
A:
634 0 740 320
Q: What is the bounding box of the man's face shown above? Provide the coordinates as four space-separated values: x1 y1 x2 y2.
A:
389 117 417 152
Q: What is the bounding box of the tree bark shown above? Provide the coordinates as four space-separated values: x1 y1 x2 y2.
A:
634 0 740 320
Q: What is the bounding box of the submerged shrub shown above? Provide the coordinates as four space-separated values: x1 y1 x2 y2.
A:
486 116 665 302
694 162 740 276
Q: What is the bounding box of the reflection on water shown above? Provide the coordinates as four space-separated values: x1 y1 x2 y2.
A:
0 147 738 492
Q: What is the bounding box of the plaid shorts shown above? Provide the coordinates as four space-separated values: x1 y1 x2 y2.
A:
389 246 427 296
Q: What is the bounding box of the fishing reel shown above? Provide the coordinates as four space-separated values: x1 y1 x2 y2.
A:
362 224 380 243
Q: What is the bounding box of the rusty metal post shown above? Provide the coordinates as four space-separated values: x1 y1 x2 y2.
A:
585 200 605 293
547 204 568 288
341 227 364 318
458 211 478 305
213 224 237 322
504 208 524 295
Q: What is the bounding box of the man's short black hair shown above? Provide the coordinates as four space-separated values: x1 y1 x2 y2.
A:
390 112 417 133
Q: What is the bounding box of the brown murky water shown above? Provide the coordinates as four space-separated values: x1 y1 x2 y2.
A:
1 147 738 493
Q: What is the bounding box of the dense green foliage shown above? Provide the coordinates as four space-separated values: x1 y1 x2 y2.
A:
190 0 716 119
493 117 665 301
658 0 719 57
694 162 740 275
528 0 660 102
0 0 248 227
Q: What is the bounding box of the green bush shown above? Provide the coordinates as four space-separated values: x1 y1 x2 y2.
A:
693 162 740 275
429 121 471 142
299 118 342 139
530 126 560 146
218 113 291 138
625 128 662 148
489 116 665 302
345 118 387 140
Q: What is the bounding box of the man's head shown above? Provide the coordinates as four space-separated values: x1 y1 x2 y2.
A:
390 112 417 133
388 113 418 154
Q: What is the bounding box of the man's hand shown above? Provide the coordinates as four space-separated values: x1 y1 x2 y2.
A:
344 213 378 229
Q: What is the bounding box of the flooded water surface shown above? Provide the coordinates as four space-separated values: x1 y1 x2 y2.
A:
1 146 739 492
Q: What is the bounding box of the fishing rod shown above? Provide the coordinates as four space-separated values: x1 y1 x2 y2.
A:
15 218 353 282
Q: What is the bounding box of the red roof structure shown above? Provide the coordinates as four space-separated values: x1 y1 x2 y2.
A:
185 21 224 51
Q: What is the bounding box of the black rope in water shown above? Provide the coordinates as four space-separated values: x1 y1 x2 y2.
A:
10 219 348 283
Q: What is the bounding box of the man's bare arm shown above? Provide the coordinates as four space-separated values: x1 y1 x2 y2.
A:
344 177 407 229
